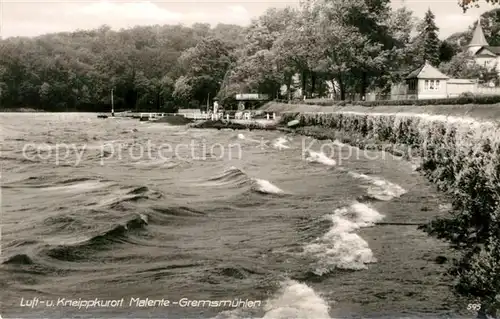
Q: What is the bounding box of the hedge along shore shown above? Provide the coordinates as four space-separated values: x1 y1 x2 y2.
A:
262 101 500 122
271 102 500 316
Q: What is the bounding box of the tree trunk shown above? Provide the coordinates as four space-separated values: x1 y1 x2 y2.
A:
338 74 345 101
361 71 367 100
311 72 316 97
330 78 337 99
301 70 307 99
286 75 292 101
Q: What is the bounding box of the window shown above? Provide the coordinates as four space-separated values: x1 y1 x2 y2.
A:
408 79 416 91
425 80 440 91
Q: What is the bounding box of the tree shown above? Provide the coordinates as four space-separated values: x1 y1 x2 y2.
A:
0 23 245 111
446 9 500 49
439 51 499 85
439 41 457 62
421 9 441 66
177 37 234 106
459 0 500 12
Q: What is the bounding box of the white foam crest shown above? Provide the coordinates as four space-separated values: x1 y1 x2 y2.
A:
43 181 110 193
332 139 348 147
305 150 336 166
252 178 285 194
273 137 291 150
262 280 331 319
133 158 178 167
236 133 262 144
348 172 406 201
304 202 384 274
212 280 331 319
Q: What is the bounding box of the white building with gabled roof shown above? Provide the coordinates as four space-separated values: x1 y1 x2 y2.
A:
391 60 480 100
467 17 500 74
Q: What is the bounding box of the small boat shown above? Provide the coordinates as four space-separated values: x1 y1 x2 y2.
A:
97 114 108 119
287 119 299 127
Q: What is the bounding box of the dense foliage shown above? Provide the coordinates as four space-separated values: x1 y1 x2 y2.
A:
0 0 499 113
2 0 498 112
275 93 500 106
0 24 245 112
460 0 500 12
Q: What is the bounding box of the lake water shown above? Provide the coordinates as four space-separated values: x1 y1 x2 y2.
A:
1 113 461 318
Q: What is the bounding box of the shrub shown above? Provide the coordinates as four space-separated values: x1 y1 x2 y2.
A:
274 94 500 107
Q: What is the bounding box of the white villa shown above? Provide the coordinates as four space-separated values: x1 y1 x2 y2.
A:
468 18 500 74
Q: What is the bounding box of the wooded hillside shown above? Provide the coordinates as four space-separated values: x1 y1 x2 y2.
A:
0 0 498 112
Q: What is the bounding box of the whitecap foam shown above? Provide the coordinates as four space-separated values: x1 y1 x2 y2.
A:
348 172 406 201
273 137 291 150
304 202 384 274
262 280 331 319
133 158 170 166
213 280 331 319
236 133 265 145
332 139 348 148
43 181 110 193
251 178 285 195
305 150 336 166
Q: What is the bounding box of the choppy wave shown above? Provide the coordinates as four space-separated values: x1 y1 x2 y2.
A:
42 180 112 193
348 172 406 201
214 280 331 319
202 167 286 195
273 137 291 150
304 150 336 166
252 178 285 195
2 213 149 264
304 202 384 274
1 113 456 318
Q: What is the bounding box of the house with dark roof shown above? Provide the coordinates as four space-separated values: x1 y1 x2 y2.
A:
467 18 500 72
405 60 451 99
391 60 479 100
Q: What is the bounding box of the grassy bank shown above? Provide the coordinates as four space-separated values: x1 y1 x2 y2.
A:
261 102 500 122
276 104 500 317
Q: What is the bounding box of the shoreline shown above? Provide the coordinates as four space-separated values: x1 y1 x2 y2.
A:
194 105 500 315
0 108 45 113
261 102 500 122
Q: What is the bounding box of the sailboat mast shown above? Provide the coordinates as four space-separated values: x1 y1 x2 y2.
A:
111 88 114 117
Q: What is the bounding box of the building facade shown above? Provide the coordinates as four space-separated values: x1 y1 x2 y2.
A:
468 18 500 74
389 60 500 100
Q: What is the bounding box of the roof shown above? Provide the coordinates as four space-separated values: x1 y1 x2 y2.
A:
469 18 489 47
475 46 500 56
406 61 450 80
475 47 497 56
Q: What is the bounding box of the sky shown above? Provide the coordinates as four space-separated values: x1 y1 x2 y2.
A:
0 0 499 39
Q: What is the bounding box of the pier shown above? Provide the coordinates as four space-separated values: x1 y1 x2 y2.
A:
112 111 279 123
